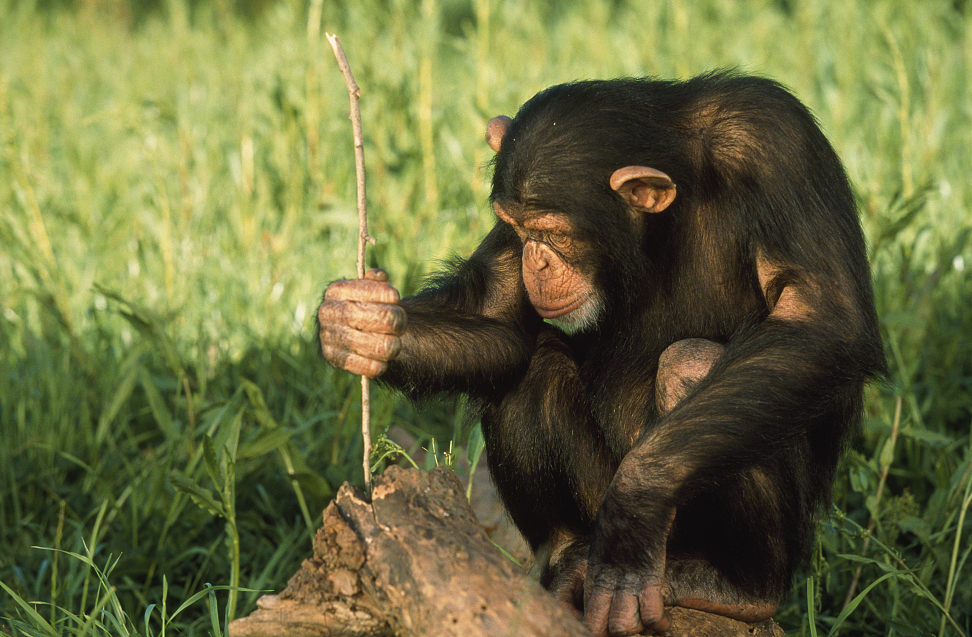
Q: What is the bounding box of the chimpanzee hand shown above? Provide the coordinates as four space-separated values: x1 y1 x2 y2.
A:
583 560 669 637
582 462 675 637
317 269 406 378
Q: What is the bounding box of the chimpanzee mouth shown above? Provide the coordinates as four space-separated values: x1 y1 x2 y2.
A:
542 293 603 335
531 293 589 319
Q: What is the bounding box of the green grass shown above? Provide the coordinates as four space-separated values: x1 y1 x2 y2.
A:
1 0 970 634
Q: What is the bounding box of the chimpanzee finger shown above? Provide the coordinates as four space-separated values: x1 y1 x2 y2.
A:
582 586 614 637
318 322 402 363
325 278 400 305
320 344 388 378
638 586 670 633
318 299 406 335
607 591 644 637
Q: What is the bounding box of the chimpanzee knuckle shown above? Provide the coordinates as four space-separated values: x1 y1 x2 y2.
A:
379 305 408 334
339 303 380 331
637 586 669 633
323 324 388 364
343 303 406 335
322 342 387 377
642 609 670 634
352 279 399 304
324 280 364 303
318 299 350 328
319 322 355 350
343 329 399 362
320 343 353 371
373 283 401 305
323 279 355 302
379 334 402 360
358 333 400 361
344 354 387 378
325 279 400 304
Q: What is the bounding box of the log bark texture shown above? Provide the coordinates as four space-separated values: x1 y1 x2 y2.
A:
228 465 784 637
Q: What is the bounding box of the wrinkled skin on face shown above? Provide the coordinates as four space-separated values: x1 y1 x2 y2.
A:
491 202 603 333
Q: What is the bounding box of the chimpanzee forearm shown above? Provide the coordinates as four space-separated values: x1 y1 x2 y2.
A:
652 321 878 475
379 304 536 398
580 315 882 631
595 316 882 566
377 223 539 398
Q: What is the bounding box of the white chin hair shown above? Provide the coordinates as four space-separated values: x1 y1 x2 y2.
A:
544 296 602 334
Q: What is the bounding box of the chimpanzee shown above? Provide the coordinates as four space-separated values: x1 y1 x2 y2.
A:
317 72 886 636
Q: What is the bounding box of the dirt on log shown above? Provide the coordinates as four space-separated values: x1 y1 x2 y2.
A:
228 465 784 637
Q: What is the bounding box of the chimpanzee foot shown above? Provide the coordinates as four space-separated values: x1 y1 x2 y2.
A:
673 596 778 623
544 551 587 621
663 555 782 625
550 579 585 621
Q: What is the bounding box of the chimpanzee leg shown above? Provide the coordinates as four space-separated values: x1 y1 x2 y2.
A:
488 335 725 550
480 326 617 602
655 338 785 620
488 335 783 620
662 469 788 621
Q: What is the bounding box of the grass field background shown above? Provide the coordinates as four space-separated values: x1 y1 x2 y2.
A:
1 0 970 634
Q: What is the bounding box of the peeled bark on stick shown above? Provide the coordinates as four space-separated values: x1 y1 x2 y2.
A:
325 32 375 492
228 466 784 637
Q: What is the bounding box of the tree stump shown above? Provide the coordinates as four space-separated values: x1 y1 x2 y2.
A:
228 466 784 637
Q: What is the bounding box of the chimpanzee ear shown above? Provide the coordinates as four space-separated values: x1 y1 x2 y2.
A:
486 115 512 152
610 166 676 213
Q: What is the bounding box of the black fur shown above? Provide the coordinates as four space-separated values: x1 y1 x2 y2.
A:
374 72 886 628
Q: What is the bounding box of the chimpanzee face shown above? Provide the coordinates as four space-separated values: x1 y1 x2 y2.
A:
493 202 603 334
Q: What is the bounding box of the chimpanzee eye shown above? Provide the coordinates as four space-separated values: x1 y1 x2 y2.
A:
546 233 572 251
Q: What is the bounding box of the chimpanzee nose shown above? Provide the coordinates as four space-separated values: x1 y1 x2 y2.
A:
524 242 549 270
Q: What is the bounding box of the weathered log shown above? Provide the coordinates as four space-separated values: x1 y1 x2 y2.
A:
228 466 783 637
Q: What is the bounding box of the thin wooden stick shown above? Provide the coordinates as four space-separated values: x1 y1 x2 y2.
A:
326 33 376 492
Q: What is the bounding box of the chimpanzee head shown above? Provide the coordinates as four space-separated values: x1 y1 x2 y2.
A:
486 81 678 333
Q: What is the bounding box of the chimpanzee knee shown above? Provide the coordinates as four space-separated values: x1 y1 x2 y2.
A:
655 338 725 414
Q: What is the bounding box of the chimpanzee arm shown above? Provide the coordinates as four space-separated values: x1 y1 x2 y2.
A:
379 222 542 398
584 263 884 635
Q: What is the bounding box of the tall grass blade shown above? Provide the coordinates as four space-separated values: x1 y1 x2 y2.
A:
0 581 56 636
